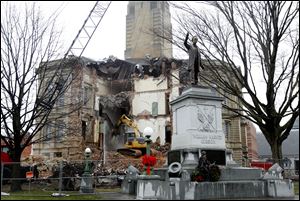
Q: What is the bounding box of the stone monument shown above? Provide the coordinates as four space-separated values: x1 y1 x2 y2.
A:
122 85 295 200
169 85 226 168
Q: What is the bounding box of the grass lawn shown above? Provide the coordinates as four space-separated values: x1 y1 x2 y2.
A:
1 187 122 200
1 190 104 200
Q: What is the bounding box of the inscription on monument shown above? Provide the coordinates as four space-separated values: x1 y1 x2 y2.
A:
192 133 223 144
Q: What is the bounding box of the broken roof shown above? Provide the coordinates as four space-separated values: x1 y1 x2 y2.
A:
87 58 135 80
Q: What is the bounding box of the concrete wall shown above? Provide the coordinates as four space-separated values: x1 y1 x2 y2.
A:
169 69 180 102
135 178 294 200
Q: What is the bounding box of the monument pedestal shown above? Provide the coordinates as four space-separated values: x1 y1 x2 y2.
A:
169 86 226 166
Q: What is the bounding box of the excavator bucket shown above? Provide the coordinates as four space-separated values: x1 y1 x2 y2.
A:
117 148 143 157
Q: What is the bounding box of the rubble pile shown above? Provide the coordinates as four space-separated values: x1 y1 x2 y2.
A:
151 142 171 156
100 151 144 173
21 155 52 178
18 141 170 189
99 150 167 174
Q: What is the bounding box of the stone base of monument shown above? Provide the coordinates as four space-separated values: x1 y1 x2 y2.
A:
135 175 163 200
121 178 137 195
219 166 263 181
131 157 294 199
79 173 94 194
121 165 141 195
134 176 294 200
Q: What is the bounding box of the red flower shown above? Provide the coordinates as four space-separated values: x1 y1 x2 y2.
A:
195 175 204 182
142 155 157 166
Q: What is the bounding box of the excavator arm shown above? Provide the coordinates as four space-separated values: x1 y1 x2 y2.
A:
117 114 143 138
117 114 147 157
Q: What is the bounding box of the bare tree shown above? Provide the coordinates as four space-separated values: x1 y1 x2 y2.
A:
1 3 82 191
162 1 299 163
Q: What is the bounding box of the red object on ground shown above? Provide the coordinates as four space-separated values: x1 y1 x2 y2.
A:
142 155 157 175
1 152 13 163
250 161 273 170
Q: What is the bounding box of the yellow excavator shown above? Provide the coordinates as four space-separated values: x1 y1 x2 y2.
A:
116 114 147 157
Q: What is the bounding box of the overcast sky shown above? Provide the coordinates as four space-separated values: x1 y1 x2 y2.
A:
36 1 129 60
11 1 187 61
3 1 297 132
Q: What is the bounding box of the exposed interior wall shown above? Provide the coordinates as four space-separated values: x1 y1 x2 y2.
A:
133 77 168 115
136 117 170 145
131 76 175 145
134 76 168 92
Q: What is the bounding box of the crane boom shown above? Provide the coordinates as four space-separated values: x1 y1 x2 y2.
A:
37 2 111 110
66 1 111 57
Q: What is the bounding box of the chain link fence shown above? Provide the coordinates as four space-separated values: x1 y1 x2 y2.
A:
0 158 156 196
1 157 298 196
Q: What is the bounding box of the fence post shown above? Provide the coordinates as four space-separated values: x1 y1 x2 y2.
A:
93 160 95 192
29 165 32 192
58 161 63 195
1 163 3 193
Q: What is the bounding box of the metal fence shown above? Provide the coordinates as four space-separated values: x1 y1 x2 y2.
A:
0 158 149 196
1 158 298 196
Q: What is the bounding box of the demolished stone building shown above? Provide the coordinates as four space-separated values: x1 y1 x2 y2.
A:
32 1 257 165
32 56 179 160
32 55 256 165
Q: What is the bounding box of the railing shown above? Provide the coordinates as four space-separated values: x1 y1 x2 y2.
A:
1 158 298 196
0 158 164 196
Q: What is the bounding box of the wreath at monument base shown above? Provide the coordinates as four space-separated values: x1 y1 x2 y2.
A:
209 165 221 182
191 169 205 182
190 165 221 182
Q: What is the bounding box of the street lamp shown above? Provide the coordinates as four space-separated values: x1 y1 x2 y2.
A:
84 147 92 173
142 127 155 175
143 127 153 155
80 147 94 193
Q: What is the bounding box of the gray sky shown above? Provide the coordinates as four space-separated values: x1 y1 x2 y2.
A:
3 1 191 60
3 1 297 133
32 1 187 60
0 1 264 133
36 1 129 60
